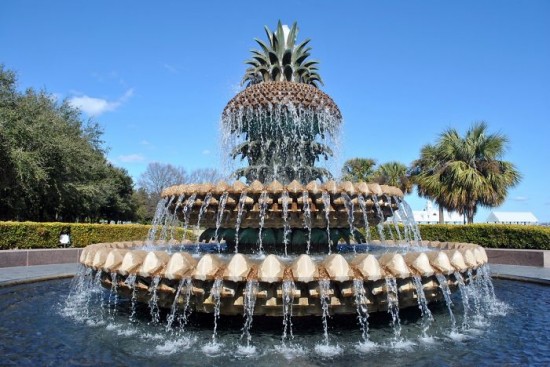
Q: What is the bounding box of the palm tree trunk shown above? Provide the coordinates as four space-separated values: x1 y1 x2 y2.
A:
439 205 444 224
466 207 475 224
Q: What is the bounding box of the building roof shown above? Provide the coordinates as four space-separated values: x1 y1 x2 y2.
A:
486 211 538 223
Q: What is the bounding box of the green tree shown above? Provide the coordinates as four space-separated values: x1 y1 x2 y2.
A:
411 122 521 223
411 145 449 223
373 161 413 194
0 65 136 222
341 158 377 182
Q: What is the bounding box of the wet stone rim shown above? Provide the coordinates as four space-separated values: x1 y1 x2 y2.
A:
79 241 489 316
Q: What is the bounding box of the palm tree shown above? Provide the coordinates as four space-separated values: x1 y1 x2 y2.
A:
374 161 413 194
341 158 377 182
242 21 323 88
411 144 453 223
412 122 521 223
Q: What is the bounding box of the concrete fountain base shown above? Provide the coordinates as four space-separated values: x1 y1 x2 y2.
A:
80 240 488 316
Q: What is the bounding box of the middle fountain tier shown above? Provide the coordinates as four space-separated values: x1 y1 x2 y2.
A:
161 179 404 254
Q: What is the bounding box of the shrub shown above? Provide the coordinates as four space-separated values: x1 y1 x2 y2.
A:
0 222 194 249
0 222 547 251
418 224 550 250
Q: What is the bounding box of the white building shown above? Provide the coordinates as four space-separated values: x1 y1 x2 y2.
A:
486 212 538 225
392 201 464 224
412 201 464 224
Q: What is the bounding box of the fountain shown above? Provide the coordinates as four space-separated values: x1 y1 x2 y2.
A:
76 21 491 343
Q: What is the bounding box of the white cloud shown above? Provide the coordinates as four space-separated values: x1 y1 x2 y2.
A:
202 149 211 155
512 196 529 202
163 63 179 74
117 154 145 163
68 88 134 116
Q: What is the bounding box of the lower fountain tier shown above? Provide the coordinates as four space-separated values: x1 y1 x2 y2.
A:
97 270 472 317
80 240 488 316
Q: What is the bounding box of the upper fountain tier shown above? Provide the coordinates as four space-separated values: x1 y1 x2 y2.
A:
223 81 341 117
221 81 342 185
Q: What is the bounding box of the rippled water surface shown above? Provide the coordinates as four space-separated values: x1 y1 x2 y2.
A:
0 276 548 366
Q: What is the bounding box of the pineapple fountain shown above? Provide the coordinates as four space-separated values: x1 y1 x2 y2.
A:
76 22 493 349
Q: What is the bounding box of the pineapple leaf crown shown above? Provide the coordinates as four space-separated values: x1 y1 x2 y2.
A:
242 20 323 88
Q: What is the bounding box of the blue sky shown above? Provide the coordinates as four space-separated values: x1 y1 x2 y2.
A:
2 0 549 222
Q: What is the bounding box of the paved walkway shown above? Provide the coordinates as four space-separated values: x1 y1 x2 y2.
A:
489 264 550 285
0 262 548 287
0 263 79 287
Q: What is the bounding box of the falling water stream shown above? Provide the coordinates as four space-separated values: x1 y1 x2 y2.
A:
321 191 333 254
302 191 312 254
353 279 369 342
281 191 291 256
281 280 295 343
214 192 229 248
257 192 268 254
411 275 433 337
234 191 248 253
436 273 457 331
239 280 259 354
385 277 402 341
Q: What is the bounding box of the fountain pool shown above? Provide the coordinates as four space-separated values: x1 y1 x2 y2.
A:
0 277 548 365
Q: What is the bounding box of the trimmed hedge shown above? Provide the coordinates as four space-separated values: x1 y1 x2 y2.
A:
357 224 549 251
0 222 547 250
418 224 550 250
0 221 192 250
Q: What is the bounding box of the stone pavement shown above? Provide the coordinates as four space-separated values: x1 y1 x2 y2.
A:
489 264 550 285
0 263 80 287
0 262 548 287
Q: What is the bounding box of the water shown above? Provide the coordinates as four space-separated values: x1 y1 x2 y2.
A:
454 271 471 329
125 274 138 322
221 103 342 184
241 280 259 348
357 194 372 244
147 197 169 243
281 191 291 256
214 192 229 247
384 277 402 341
397 200 422 246
372 195 386 243
160 195 180 243
195 192 213 254
411 275 433 336
341 192 356 251
321 191 333 254
302 190 312 254
281 280 295 342
353 279 369 342
257 191 268 254
385 194 403 242
181 193 197 243
149 276 161 324
1 278 548 366
315 279 343 356
435 273 457 331
234 191 248 253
